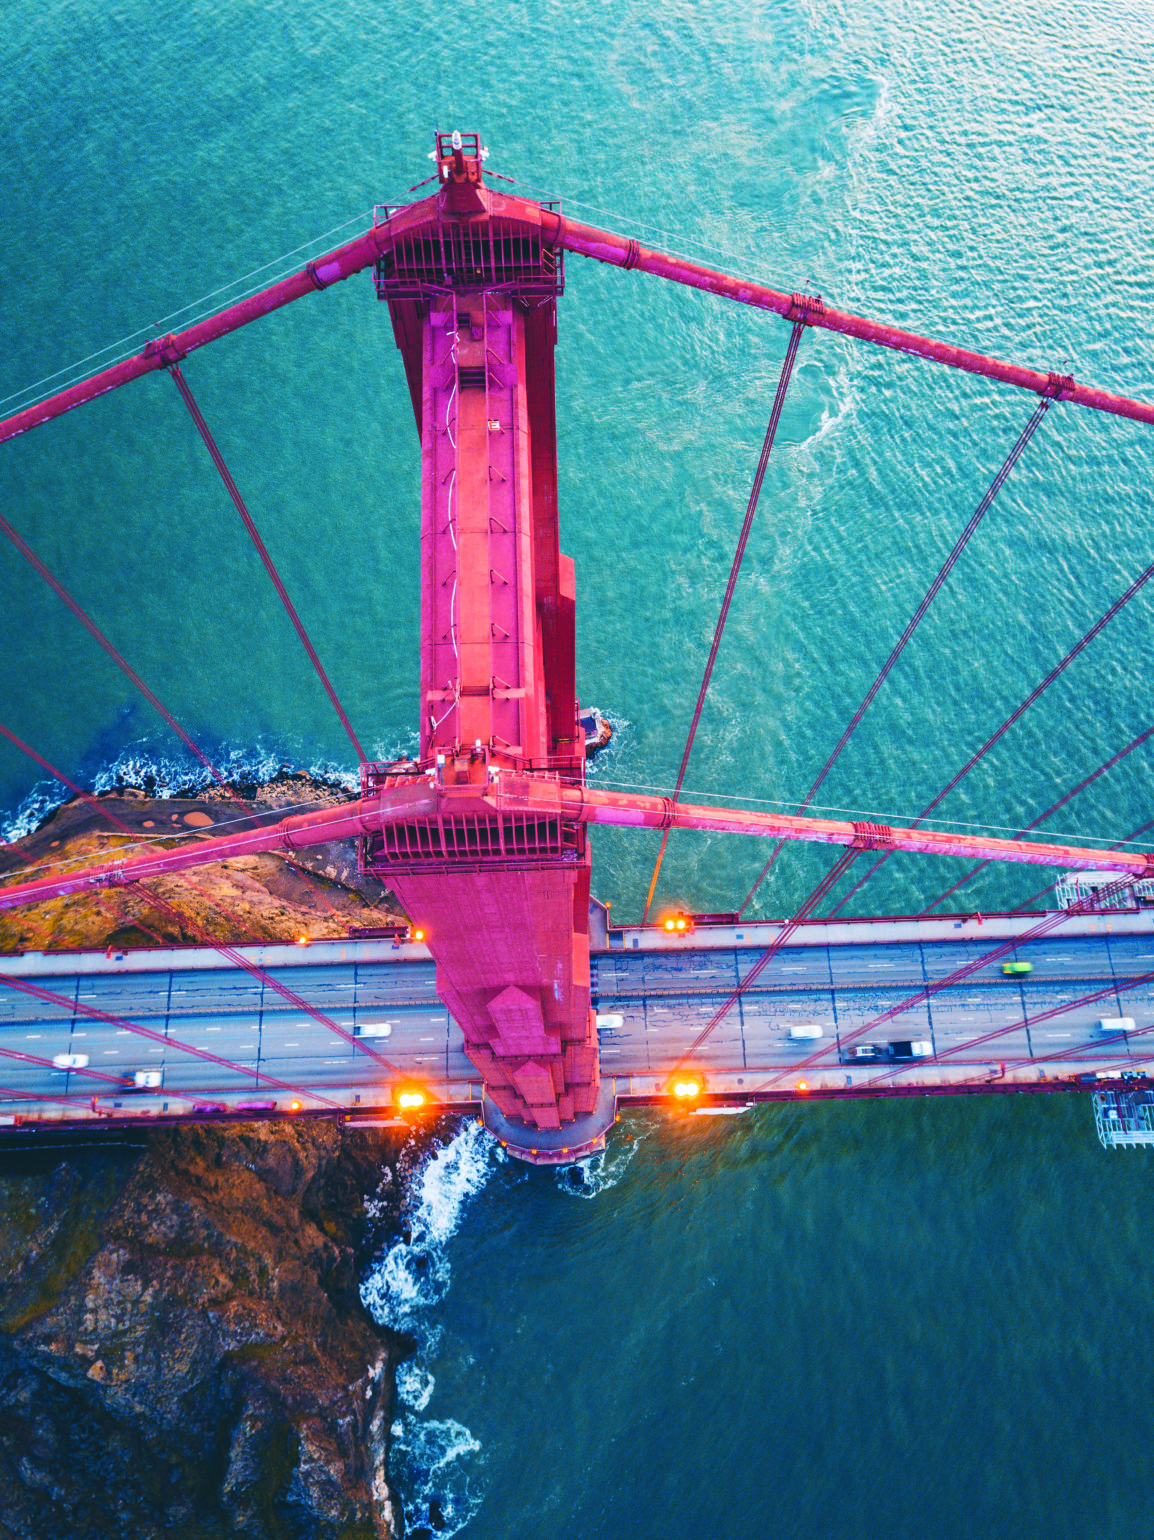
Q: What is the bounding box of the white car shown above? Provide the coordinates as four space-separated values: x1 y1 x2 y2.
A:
133 1070 164 1089
358 1021 393 1038
52 1053 89 1070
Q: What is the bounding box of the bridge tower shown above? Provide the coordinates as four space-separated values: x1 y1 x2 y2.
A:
363 133 605 1150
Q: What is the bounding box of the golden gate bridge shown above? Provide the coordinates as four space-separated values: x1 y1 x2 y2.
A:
2 131 1154 1160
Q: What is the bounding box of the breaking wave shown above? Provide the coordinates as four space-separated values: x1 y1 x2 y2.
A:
0 737 377 843
554 1119 649 1199
361 1120 502 1538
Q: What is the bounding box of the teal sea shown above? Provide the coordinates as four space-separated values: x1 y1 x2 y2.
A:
3 0 1154 1533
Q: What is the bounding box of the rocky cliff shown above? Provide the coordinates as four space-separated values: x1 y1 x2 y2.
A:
0 1121 407 1539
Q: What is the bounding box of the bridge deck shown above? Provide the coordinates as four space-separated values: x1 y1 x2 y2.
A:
1 908 1152 1129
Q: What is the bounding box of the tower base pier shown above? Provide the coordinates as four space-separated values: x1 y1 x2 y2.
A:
482 1081 617 1165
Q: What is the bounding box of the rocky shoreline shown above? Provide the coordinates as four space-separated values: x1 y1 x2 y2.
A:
0 1119 414 1539
0 774 439 1536
0 771 408 955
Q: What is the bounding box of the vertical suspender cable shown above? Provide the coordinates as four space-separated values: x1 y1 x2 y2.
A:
828 549 1154 918
738 396 1053 917
641 320 804 922
167 364 368 764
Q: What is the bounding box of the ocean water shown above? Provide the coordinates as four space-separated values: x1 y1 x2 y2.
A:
4 0 1154 1533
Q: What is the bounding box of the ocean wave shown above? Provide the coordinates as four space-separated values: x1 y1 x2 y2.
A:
0 738 365 844
361 1120 501 1538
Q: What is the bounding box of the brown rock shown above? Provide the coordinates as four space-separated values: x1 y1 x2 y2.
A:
0 1122 407 1539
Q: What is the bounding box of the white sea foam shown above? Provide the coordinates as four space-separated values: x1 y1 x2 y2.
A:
361 1120 501 1538
555 1121 648 1199
0 739 361 844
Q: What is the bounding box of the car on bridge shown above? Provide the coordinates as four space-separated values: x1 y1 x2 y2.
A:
841 1040 934 1064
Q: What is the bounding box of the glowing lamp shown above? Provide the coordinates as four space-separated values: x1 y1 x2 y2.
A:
673 1079 701 1099
410 927 426 943
664 918 676 932
296 934 309 946
397 1090 426 1110
796 1080 809 1092
289 1099 302 1111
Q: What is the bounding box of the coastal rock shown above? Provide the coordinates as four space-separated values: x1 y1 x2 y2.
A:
0 1122 406 1539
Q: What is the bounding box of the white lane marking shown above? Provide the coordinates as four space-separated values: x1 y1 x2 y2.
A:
780 967 807 973
419 1036 437 1041
283 1042 299 1047
867 964 894 970
103 1051 119 1056
206 1027 221 1032
25 1034 41 1039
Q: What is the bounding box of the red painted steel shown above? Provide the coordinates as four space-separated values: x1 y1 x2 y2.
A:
543 211 1154 425
5 778 1154 914
642 321 804 922
0 785 433 908
372 208 595 1130
7 147 1154 1135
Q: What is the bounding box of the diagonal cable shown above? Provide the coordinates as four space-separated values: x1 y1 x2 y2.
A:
667 844 861 1073
739 396 1053 917
920 721 1154 914
168 364 367 763
641 319 804 921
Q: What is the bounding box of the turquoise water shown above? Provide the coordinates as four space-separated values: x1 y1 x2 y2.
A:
4 0 1154 1532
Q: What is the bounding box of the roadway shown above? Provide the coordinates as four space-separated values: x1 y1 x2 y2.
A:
1 913 1152 1122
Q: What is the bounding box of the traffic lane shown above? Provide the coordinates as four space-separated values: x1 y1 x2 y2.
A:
919 937 1112 986
1105 936 1154 978
603 998 744 1074
743 947 830 989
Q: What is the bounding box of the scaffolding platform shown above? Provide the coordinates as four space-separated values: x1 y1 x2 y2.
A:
1094 1088 1154 1149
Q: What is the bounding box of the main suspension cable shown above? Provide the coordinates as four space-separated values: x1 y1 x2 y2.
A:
739 395 1053 918
641 319 804 922
167 363 367 763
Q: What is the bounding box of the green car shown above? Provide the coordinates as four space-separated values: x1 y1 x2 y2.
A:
1002 960 1033 976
